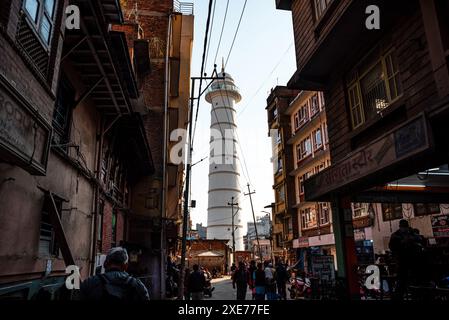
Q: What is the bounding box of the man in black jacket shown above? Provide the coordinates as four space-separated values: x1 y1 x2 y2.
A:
187 264 206 300
80 247 150 301
389 220 422 300
232 262 249 300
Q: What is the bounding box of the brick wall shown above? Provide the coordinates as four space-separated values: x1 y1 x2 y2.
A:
117 210 125 244
121 0 172 177
101 201 112 253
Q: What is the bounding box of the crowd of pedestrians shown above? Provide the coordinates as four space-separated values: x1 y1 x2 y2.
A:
231 260 290 300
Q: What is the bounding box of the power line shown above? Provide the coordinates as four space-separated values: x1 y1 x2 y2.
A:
191 0 217 158
237 42 294 118
224 0 248 68
193 0 215 125
204 0 217 71
213 0 230 66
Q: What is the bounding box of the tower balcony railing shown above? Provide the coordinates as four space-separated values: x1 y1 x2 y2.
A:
207 82 240 95
173 1 194 15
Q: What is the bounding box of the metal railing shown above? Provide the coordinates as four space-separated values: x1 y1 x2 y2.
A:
173 1 194 15
207 82 241 95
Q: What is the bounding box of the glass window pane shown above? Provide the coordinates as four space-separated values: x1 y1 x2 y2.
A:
25 0 39 22
40 15 52 44
44 0 55 17
360 62 388 118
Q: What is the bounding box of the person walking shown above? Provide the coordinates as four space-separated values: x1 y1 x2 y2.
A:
80 247 150 301
248 260 257 300
232 261 250 300
187 264 206 300
389 219 422 300
253 263 266 300
275 261 289 300
264 262 276 300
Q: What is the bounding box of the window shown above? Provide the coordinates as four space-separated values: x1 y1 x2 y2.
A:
294 112 300 131
276 185 285 203
413 203 440 216
315 162 325 174
313 128 323 151
297 137 312 162
294 104 310 132
276 130 282 145
310 94 320 116
299 171 313 196
352 203 368 218
382 203 403 221
53 76 75 149
23 0 56 45
319 92 325 108
39 195 62 256
275 157 283 174
273 108 278 119
301 208 317 229
347 50 403 129
299 104 309 124
314 0 333 19
318 203 330 225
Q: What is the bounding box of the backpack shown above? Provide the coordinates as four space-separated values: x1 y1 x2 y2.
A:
99 274 136 301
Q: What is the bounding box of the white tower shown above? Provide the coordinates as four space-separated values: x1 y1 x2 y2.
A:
205 69 244 251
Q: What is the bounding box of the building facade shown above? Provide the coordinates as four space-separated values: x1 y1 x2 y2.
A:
118 0 194 299
277 0 449 297
266 86 301 263
245 214 271 252
286 90 336 269
0 0 153 299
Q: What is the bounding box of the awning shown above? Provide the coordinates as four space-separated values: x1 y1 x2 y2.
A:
196 251 224 257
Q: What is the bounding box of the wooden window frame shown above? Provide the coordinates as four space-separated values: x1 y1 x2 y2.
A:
347 49 403 129
22 0 56 48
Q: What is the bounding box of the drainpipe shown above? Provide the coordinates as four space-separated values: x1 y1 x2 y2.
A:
90 117 104 275
160 11 173 300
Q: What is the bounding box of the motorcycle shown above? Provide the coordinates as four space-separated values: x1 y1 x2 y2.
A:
288 272 312 299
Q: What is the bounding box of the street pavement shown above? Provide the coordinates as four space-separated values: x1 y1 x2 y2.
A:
206 276 253 300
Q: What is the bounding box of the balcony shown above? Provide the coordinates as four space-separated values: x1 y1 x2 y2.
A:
173 1 194 15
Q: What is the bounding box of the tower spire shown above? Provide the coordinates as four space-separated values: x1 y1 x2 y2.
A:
221 57 225 73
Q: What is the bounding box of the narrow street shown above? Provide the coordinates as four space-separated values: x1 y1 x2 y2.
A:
207 277 252 301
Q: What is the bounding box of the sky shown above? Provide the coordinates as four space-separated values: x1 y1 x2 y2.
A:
189 0 296 235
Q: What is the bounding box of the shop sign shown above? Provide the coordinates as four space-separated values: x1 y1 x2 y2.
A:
432 215 449 238
0 75 51 175
311 255 335 282
305 114 431 200
293 237 309 248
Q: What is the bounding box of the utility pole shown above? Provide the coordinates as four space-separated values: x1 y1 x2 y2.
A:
244 184 262 262
178 71 224 299
228 196 238 264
